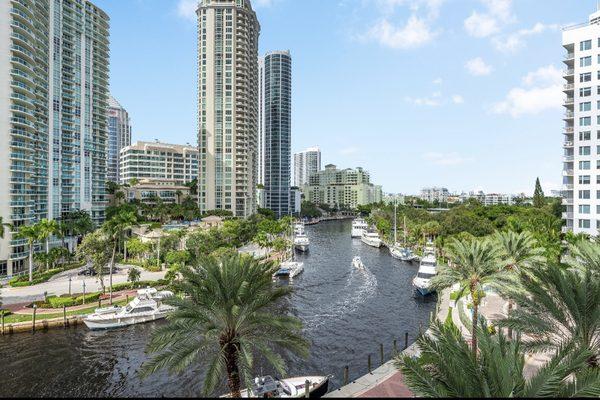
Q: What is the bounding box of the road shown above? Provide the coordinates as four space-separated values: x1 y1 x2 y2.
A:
1 265 166 306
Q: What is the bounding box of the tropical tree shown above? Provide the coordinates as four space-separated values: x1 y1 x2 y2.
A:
500 246 600 368
396 320 600 398
103 211 139 304
16 224 42 282
0 216 12 257
128 267 141 287
431 238 507 355
533 177 546 208
141 255 309 397
77 230 112 294
493 230 546 338
37 219 59 271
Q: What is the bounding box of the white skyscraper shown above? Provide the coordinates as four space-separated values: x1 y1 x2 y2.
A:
197 0 260 218
107 96 132 183
562 9 600 235
0 0 110 277
294 147 321 187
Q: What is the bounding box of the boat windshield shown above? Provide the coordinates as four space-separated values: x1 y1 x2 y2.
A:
417 272 435 279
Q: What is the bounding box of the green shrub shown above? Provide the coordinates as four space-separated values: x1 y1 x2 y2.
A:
48 296 76 308
74 292 101 304
449 291 459 301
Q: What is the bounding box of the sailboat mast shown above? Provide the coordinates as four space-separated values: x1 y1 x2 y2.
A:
394 198 398 244
403 216 407 245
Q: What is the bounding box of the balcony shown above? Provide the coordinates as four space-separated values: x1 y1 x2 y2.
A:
562 197 574 206
563 155 574 162
563 83 574 92
563 183 574 190
564 52 574 60
565 126 574 133
563 169 574 176
562 212 574 220
564 97 574 106
564 111 574 120
563 68 574 76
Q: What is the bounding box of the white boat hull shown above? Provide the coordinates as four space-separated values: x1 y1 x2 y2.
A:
351 228 365 238
361 237 382 248
84 310 171 330
295 244 309 252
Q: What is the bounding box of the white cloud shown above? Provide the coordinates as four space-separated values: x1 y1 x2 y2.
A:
491 65 563 118
423 152 472 166
365 16 437 49
464 0 515 38
176 0 197 22
465 57 493 76
452 95 464 104
493 23 560 53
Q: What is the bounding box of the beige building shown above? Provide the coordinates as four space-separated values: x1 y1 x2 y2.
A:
302 165 383 209
197 0 260 218
123 179 191 205
119 141 199 185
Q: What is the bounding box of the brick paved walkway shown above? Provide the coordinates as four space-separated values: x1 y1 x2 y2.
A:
358 371 413 398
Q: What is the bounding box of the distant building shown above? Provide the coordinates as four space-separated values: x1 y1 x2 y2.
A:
383 193 405 205
120 141 198 186
107 96 132 183
294 147 321 187
303 165 382 209
420 187 450 203
460 191 514 206
123 179 191 205
290 186 302 215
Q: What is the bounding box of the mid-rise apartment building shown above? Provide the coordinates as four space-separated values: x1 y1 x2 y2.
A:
562 9 600 235
197 0 260 217
120 141 199 185
0 0 110 277
258 51 292 218
293 147 321 187
420 187 450 203
460 191 514 206
303 164 382 209
107 95 131 183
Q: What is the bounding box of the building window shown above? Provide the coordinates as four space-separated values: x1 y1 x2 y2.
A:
0 261 6 277
580 190 591 199
580 87 592 97
580 146 591 155
581 40 592 51
581 102 592 111
581 56 592 67
580 117 592 126
581 72 592 82
579 175 591 185
580 161 591 170
580 205 591 214
579 219 591 229
581 131 591 140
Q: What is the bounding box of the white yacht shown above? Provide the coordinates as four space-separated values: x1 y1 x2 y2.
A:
84 288 175 330
294 222 305 236
412 254 438 296
423 241 436 257
294 232 310 252
351 218 368 238
274 260 305 279
352 256 365 270
221 375 330 398
361 231 382 248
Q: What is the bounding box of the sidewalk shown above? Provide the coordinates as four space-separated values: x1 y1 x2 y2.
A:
9 290 138 315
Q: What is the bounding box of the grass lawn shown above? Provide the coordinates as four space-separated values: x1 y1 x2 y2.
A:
3 299 129 324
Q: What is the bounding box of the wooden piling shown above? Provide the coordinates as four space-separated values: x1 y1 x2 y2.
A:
343 366 349 386
32 306 37 334
1 310 4 335
304 380 310 398
368 354 372 374
404 332 409 350
63 306 67 328
393 339 398 355
380 343 384 365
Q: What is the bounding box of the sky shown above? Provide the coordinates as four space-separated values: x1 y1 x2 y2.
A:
92 0 597 196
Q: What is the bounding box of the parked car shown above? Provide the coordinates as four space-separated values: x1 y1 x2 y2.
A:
78 266 119 276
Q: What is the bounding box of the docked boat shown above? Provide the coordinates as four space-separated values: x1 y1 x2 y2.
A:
361 231 382 248
351 218 368 238
221 375 330 398
83 288 175 330
294 232 310 252
412 254 438 296
390 210 419 263
352 256 365 270
294 222 305 236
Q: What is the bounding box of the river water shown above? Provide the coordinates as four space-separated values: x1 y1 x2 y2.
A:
0 220 435 397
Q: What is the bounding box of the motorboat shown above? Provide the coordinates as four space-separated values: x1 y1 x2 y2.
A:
221 375 330 398
351 218 368 238
294 232 310 252
274 261 305 279
412 254 438 296
423 241 436 257
294 222 305 235
352 256 365 269
361 231 382 248
83 288 175 330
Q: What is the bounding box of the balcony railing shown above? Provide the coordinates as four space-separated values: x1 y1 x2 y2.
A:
564 83 574 91
564 68 574 76
565 53 574 60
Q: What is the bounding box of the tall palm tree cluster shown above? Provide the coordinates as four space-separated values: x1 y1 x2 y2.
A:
397 231 600 398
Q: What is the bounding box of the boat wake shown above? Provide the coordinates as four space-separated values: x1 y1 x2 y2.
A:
302 264 378 332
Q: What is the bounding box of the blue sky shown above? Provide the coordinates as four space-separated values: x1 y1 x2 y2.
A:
93 0 596 195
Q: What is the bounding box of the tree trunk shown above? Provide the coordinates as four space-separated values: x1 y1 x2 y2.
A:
471 300 479 357
45 238 49 271
28 244 33 282
224 344 241 398
110 242 117 305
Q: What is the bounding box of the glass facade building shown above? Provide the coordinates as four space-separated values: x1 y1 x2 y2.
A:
0 0 109 277
259 51 292 218
107 95 131 183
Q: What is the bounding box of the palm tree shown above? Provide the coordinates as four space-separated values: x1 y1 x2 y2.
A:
493 230 545 338
431 238 507 355
499 248 600 368
0 216 12 256
396 320 600 398
102 211 138 304
37 219 59 271
15 224 42 282
141 254 309 397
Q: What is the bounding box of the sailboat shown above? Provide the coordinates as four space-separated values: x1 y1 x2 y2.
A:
389 200 419 263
